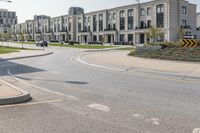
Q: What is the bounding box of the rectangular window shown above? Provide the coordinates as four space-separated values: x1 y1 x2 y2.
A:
140 8 145 16
182 19 187 27
128 9 133 17
108 13 112 20
78 18 82 32
120 34 125 42
156 4 164 28
93 15 97 32
128 34 133 42
120 11 125 30
182 6 187 14
147 7 151 15
99 14 103 31
113 13 116 19
128 9 134 30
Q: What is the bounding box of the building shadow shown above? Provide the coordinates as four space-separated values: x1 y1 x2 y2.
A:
0 58 45 76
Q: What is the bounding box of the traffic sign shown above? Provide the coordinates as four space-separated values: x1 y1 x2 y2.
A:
181 39 198 47
182 35 196 39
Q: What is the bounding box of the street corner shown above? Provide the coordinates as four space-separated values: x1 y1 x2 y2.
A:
0 79 31 106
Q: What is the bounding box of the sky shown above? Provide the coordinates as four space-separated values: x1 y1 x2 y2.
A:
0 0 199 23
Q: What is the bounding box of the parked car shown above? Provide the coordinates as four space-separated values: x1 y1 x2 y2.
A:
36 41 48 47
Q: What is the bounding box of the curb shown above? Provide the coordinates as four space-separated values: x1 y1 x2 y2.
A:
77 54 200 81
84 46 134 52
0 79 31 105
0 51 53 61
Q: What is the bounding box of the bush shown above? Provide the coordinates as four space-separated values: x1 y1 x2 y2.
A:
147 42 179 48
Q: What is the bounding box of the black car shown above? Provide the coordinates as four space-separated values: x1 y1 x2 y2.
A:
36 41 48 47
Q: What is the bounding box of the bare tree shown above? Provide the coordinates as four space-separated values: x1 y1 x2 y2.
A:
145 27 162 43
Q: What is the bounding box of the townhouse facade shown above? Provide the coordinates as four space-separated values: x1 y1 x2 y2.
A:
0 9 17 34
11 0 198 44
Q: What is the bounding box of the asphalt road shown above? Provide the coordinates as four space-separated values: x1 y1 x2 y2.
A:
0 44 200 133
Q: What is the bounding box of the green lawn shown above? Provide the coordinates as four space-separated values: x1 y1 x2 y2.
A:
0 46 35 54
13 41 116 49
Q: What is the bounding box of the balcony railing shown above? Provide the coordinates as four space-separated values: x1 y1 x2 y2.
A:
104 28 116 31
181 26 191 29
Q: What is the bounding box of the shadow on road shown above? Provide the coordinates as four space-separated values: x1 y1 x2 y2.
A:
15 76 89 85
0 58 44 76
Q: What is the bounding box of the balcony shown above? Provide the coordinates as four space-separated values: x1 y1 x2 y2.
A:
181 26 191 29
104 28 116 31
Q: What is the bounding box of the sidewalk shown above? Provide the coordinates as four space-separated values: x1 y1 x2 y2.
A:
0 79 31 105
0 50 53 61
80 51 200 79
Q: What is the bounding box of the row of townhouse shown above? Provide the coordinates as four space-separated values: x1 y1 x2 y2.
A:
11 0 198 45
0 9 17 34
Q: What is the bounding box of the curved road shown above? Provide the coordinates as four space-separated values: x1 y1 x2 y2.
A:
0 45 200 133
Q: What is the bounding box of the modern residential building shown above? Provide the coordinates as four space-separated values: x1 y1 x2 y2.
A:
11 0 199 44
0 9 17 34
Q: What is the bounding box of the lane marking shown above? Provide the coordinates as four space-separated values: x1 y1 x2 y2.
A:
7 69 78 101
74 55 123 71
145 118 160 126
193 128 200 133
87 103 110 112
0 99 63 108
49 71 59 74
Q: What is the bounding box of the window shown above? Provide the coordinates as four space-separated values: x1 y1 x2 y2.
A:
120 11 125 30
156 4 164 28
113 13 116 19
120 34 125 42
147 20 151 27
78 17 82 32
182 19 187 27
93 15 97 32
182 6 187 14
147 7 151 15
99 14 103 31
93 35 97 42
128 34 133 42
128 9 133 17
140 8 145 16
156 4 164 13
108 13 112 20
128 9 134 30
68 18 71 31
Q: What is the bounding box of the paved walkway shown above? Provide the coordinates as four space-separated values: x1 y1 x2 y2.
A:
0 80 22 98
81 51 200 78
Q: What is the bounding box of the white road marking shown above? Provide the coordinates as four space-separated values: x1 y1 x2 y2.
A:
0 99 63 108
145 118 160 126
87 103 110 112
193 128 200 133
49 71 59 74
72 55 123 71
7 69 78 101
133 114 144 119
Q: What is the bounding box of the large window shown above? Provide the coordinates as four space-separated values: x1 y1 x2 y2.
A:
78 17 82 32
128 9 134 30
120 11 125 30
128 34 133 42
68 18 72 31
93 15 97 32
156 4 164 28
99 14 103 31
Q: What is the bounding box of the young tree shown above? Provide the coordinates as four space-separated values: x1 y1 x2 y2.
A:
19 32 25 48
176 27 185 41
145 26 162 43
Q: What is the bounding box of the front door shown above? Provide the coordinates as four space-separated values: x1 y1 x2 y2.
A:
140 34 145 44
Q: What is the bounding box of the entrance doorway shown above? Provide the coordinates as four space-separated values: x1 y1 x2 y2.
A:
140 34 145 44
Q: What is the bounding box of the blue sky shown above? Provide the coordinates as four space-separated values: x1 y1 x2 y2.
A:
0 0 199 23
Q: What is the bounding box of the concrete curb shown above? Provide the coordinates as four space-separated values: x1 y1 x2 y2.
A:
84 46 135 52
0 51 53 61
0 79 31 105
77 54 200 81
